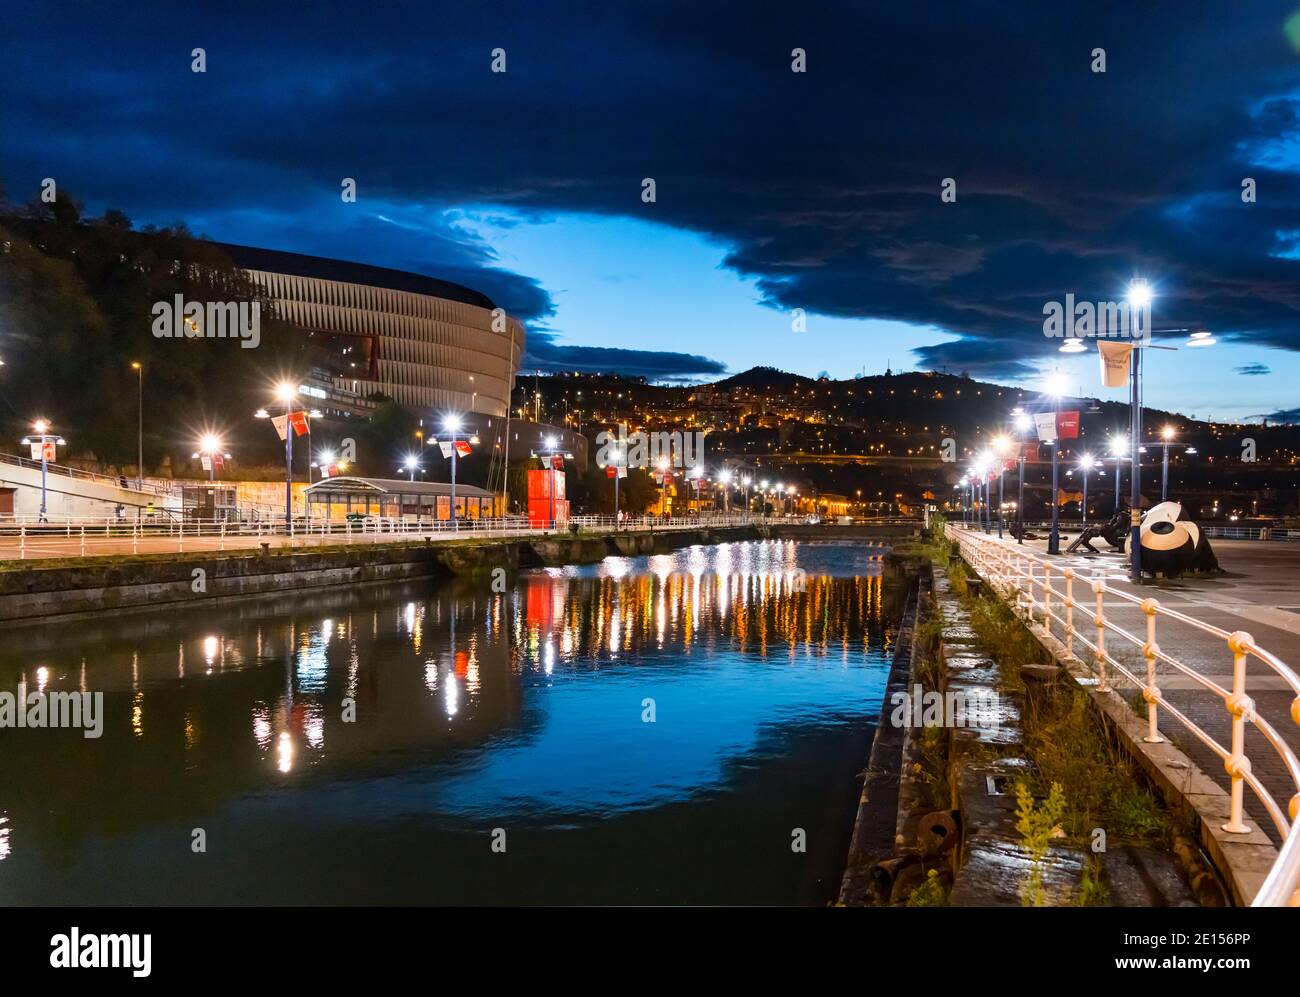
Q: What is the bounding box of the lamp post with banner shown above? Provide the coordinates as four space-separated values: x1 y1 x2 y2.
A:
21 420 65 522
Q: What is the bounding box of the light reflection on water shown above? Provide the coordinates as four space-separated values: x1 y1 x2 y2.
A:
0 540 901 905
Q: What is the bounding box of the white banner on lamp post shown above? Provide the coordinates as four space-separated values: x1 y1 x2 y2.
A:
1098 340 1134 388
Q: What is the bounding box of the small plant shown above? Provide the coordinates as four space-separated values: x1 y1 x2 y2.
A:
1015 780 1067 907
918 724 950 808
906 868 949 907
1076 856 1109 907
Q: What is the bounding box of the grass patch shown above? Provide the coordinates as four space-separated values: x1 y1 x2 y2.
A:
1021 686 1169 842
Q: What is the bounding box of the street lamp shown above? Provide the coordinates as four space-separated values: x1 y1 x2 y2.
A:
1154 425 1196 503
21 420 66 522
130 361 143 491
1075 454 1097 526
1013 409 1033 544
972 454 991 533
689 465 705 513
1043 371 1069 554
402 454 421 482
1107 433 1128 516
718 468 733 515
992 435 1012 538
278 382 297 525
657 456 672 517
191 434 228 482
608 436 627 526
441 414 478 530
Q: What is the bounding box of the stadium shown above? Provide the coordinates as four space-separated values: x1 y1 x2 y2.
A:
219 244 526 419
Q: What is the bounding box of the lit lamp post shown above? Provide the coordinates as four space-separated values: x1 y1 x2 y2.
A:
992 435 1012 538
312 449 343 480
972 455 990 533
402 454 421 482
759 479 770 518
1108 434 1127 515
958 477 968 525
21 419 65 522
689 464 705 512
1075 454 1097 526
742 474 752 515
1155 425 1197 503
442 415 480 530
1125 280 1153 581
1013 409 1033 544
1044 372 1069 555
255 382 304 527
658 457 672 517
130 361 143 491
610 437 626 526
718 469 733 515
191 434 229 482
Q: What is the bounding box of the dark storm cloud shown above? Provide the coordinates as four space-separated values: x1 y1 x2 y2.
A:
4 1 1300 377
1234 363 1273 376
525 330 728 380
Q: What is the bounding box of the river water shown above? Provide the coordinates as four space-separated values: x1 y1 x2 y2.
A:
0 540 903 905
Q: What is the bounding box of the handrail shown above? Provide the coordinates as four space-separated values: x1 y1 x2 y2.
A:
0 451 180 497
945 522 1300 908
0 512 769 560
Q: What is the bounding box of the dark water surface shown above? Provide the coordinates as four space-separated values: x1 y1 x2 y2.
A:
0 540 903 905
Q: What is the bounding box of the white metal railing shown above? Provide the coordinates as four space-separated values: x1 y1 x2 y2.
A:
945 523 1300 908
0 451 181 498
0 512 765 560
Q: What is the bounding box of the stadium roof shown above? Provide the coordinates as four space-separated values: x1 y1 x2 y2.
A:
213 243 496 310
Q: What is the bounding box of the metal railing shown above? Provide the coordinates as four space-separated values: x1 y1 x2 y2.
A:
946 523 1300 907
0 452 180 498
0 512 764 560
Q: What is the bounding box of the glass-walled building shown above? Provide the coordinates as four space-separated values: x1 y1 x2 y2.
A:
304 476 502 521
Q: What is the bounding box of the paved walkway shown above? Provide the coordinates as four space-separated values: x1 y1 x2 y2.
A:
970 529 1300 840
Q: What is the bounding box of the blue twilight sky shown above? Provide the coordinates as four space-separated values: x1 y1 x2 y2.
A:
4 1 1300 422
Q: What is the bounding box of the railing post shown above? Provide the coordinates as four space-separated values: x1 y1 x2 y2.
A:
132 521 138 555
80 526 86 557
220 521 226 552
1141 598 1165 744
1026 559 1037 619
19 525 24 560
1042 563 1052 635
1223 631 1255 834
1064 568 1075 657
1093 574 1109 692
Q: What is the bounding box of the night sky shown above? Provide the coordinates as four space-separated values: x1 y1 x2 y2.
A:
5 2 1300 421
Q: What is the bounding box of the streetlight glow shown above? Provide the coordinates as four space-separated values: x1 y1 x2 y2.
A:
1127 278 1152 309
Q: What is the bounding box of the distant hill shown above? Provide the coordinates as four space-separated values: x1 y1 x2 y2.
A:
713 366 816 391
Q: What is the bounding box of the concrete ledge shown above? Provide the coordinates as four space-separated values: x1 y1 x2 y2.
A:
961 556 1278 906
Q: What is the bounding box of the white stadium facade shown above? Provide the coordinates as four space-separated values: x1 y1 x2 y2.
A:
219 244 526 419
